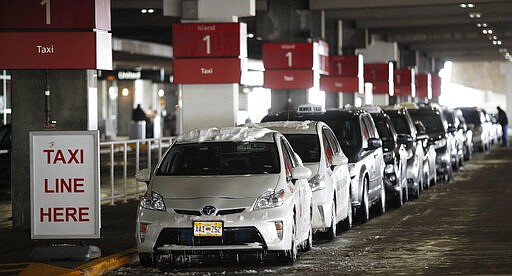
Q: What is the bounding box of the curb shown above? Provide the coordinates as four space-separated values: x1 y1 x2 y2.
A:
18 249 137 276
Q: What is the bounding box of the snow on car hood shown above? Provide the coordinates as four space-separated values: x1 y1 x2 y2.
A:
150 174 281 200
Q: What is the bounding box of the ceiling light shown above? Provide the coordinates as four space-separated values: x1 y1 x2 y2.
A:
247 33 255 39
460 3 475 8
460 3 467 8
497 41 502 45
148 9 154 13
493 35 498 40
476 23 488 28
468 12 482 18
493 41 498 45
487 29 493 34
482 30 488 34
141 9 147 14
467 3 475 8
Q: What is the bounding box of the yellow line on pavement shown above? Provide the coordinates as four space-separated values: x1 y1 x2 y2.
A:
69 248 137 276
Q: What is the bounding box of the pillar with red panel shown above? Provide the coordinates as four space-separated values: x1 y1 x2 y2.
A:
262 40 328 110
394 69 416 102
364 62 394 105
431 74 442 101
169 0 254 132
320 55 364 104
416 73 433 102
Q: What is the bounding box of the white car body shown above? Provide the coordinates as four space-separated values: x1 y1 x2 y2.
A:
258 121 352 237
135 127 312 266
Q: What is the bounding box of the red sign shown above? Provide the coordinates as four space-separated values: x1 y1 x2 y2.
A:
264 69 316 89
0 0 110 30
364 63 393 82
371 81 394 95
173 58 242 84
320 76 361 93
394 85 416 97
416 73 432 98
0 31 112 70
431 74 442 97
394 69 415 85
172 23 247 58
262 42 328 74
328 55 363 77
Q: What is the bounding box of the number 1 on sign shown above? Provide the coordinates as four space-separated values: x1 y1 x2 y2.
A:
203 35 211 55
40 0 51 25
285 52 293 67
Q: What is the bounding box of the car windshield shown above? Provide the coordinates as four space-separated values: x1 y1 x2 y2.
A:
386 113 411 135
409 111 445 133
156 141 280 175
373 117 392 142
323 118 361 150
284 134 320 163
461 110 481 125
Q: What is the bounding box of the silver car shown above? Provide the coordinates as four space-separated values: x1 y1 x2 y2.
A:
135 127 313 269
259 121 352 240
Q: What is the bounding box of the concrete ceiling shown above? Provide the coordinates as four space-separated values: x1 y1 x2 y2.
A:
110 0 512 66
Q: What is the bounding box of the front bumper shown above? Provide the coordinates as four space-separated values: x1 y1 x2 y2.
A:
311 188 334 232
137 202 295 254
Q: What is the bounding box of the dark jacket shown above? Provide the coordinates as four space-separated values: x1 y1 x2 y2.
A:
497 107 508 125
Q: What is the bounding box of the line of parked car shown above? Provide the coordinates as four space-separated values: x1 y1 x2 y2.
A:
133 102 503 271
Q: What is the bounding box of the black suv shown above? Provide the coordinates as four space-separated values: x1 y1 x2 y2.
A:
382 106 427 198
408 105 453 182
262 105 385 222
363 107 408 207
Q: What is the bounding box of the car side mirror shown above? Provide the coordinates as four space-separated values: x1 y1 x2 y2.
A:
135 168 151 185
396 133 413 144
291 166 312 181
367 137 382 150
331 154 349 167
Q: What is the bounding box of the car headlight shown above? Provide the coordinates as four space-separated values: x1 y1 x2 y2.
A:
140 191 166 211
309 174 326 192
253 189 285 210
434 138 447 149
384 164 395 174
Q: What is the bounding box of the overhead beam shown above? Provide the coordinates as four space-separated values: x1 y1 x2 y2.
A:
310 0 506 10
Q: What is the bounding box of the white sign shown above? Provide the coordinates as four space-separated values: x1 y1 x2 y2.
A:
30 131 100 239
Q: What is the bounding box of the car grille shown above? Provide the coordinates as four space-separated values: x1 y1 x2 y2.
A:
154 227 266 248
173 208 246 216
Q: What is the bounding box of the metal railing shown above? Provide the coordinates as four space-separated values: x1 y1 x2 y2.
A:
99 136 176 205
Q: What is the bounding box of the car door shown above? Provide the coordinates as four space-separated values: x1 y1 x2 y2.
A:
322 126 349 223
362 115 383 201
280 138 310 240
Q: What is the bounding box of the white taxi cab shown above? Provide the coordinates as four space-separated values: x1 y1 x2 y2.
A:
258 121 352 240
135 126 312 269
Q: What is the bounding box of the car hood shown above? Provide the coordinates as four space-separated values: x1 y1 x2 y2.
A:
150 174 281 200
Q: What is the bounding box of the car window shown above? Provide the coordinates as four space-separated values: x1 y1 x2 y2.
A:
323 127 341 155
324 118 361 149
373 117 392 142
281 139 299 178
387 113 411 135
409 111 445 133
321 131 333 166
156 141 280 176
283 134 320 163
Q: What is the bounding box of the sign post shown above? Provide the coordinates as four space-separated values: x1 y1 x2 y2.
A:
30 131 101 260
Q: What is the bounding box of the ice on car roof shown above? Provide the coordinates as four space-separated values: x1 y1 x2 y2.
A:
178 126 273 142
257 121 313 130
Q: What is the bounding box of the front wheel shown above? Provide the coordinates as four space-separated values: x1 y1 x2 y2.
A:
374 183 386 216
392 185 403 208
339 192 353 232
357 178 370 223
325 199 337 241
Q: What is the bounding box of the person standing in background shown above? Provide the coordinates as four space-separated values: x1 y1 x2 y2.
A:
497 106 508 146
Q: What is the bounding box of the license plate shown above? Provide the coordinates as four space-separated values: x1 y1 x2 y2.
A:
193 221 223 237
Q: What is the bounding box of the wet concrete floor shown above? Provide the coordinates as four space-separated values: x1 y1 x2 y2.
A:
108 145 512 275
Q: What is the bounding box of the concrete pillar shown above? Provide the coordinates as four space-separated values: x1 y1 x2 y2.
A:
11 69 97 229
501 63 512 119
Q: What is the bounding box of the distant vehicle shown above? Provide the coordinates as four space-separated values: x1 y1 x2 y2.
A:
262 104 386 223
259 121 352 240
413 120 437 189
454 109 473 161
459 107 492 152
135 127 313 269
408 105 453 182
363 106 408 207
443 107 465 170
382 106 425 199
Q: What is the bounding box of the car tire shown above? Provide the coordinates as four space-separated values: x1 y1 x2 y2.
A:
374 183 386 216
357 178 370 223
339 192 352 232
139 252 156 267
402 183 409 204
393 185 403 208
303 220 313 252
325 199 337 241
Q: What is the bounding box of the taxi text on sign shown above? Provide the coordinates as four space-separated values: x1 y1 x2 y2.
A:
263 70 316 90
172 23 247 58
320 76 361 93
173 58 243 84
0 31 112 69
30 131 100 240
